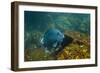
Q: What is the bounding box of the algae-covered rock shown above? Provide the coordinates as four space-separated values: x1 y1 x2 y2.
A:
56 31 90 60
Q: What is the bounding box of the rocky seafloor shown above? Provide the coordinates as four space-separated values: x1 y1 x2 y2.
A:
24 30 90 61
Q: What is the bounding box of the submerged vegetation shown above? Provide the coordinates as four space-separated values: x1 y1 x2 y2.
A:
24 30 90 61
24 11 90 61
57 31 90 60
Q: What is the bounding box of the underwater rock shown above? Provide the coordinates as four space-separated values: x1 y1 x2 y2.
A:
56 31 90 60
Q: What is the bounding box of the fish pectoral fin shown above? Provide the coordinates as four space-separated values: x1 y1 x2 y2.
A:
40 38 44 44
53 42 57 48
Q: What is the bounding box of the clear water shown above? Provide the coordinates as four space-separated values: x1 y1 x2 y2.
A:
24 11 90 61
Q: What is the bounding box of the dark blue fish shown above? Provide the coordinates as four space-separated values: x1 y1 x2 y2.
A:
40 29 73 54
40 29 64 53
